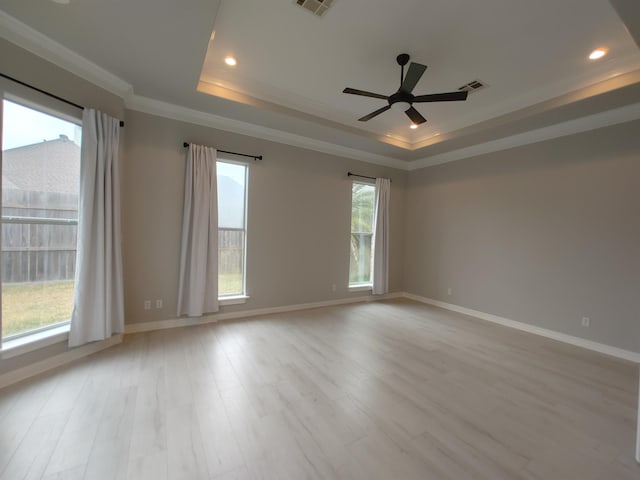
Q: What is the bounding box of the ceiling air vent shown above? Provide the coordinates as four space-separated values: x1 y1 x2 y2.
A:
294 0 335 17
458 79 487 94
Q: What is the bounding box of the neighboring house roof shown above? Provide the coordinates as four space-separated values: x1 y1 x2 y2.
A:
2 135 80 195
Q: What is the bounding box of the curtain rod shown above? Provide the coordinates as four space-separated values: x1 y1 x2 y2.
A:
182 142 262 161
0 72 125 127
347 172 391 182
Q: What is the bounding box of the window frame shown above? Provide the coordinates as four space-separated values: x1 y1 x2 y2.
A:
216 158 249 301
0 93 82 347
348 180 375 289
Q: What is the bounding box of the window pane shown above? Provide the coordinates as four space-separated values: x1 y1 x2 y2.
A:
1 100 80 338
349 233 372 284
217 162 246 229
351 183 374 234
218 229 244 296
217 160 247 298
349 182 375 285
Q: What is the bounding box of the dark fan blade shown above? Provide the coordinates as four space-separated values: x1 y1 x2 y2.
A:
343 88 388 100
400 62 427 93
413 91 468 103
358 105 391 122
405 106 427 125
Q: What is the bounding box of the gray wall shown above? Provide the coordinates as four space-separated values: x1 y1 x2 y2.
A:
2 35 639 379
0 38 407 375
123 110 407 324
404 120 640 353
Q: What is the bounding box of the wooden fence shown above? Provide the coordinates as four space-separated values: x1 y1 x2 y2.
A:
218 229 244 275
1 190 78 283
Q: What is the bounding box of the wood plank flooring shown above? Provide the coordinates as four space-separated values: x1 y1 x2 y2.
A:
0 298 638 479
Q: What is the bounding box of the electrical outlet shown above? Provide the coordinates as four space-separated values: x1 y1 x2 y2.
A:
331 284 336 292
144 300 151 310
581 316 590 328
447 288 452 296
155 299 163 309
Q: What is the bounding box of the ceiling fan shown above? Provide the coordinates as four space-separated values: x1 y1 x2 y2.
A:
343 53 468 125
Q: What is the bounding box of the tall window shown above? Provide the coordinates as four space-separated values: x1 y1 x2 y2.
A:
1 99 81 339
217 160 248 297
349 182 375 286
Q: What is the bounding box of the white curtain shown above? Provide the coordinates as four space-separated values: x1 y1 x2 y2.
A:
371 177 390 295
176 144 219 317
69 109 124 347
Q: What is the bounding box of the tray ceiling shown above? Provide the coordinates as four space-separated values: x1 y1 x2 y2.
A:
1 0 639 166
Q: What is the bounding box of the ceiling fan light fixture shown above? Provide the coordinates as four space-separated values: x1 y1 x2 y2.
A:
391 101 411 112
410 124 418 129
343 54 468 124
589 48 608 60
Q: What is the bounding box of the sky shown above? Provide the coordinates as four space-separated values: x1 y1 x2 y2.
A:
217 160 246 187
2 99 81 150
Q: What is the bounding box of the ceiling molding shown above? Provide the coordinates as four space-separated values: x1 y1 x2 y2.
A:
3 7 638 173
0 10 133 99
126 95 409 170
197 80 414 150
610 0 640 49
408 102 640 171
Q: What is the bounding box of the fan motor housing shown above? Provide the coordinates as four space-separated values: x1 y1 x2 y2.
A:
396 53 410 66
342 53 468 124
388 91 414 107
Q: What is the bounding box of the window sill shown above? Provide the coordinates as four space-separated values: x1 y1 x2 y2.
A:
1 323 70 359
219 295 250 306
349 284 372 292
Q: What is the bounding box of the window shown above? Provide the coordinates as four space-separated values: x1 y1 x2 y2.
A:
1 99 81 340
217 160 248 297
349 182 375 287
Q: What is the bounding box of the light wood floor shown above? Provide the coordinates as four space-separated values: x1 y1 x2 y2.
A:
0 299 638 479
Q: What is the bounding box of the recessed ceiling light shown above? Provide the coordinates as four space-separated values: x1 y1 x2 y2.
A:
224 56 237 66
410 124 418 129
589 48 608 60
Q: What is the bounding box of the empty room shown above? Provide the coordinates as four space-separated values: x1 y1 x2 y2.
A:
0 1 639 479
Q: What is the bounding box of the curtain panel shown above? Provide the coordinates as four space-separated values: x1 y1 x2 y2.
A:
177 144 219 317
371 177 390 295
69 109 124 347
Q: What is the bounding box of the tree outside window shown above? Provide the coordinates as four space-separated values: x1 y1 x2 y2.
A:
349 182 374 286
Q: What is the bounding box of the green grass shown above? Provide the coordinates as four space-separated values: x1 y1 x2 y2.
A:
1 274 244 338
219 273 243 297
2 280 74 337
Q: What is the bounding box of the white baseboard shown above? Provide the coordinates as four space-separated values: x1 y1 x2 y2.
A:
2 291 636 391
0 334 123 390
0 294 400 389
403 292 640 364
125 292 403 334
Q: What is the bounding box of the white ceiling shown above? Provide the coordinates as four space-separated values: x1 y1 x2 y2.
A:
1 0 639 167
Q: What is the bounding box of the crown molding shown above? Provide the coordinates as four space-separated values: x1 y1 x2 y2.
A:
0 6 405 169
408 102 640 171
3 8 638 172
0 10 132 99
127 94 409 170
